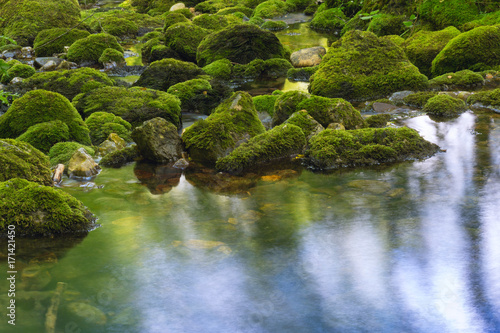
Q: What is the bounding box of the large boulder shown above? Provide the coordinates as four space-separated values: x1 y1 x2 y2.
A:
16 120 70 153
0 90 91 145
0 63 35 84
0 139 52 185
132 117 183 163
196 24 289 67
84 112 132 146
182 91 266 166
309 30 428 101
67 33 124 66
290 47 326 68
0 178 97 237
164 22 211 63
34 28 90 57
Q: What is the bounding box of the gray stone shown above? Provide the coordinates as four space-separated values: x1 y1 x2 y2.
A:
170 3 186 11
40 60 58 71
34 57 62 68
290 46 326 68
372 102 397 113
389 91 414 105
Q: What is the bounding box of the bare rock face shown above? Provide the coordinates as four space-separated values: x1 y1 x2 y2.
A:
290 46 326 68
68 148 100 178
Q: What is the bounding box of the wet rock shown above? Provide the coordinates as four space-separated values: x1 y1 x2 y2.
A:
327 123 345 130
290 46 326 68
40 60 58 71
185 166 259 194
18 47 34 59
56 60 77 70
389 91 415 105
98 133 127 157
100 145 139 168
372 102 397 113
65 302 107 325
132 117 182 163
68 148 101 178
34 57 63 68
173 156 189 169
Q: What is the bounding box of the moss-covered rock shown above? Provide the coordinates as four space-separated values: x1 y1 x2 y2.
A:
0 63 35 84
0 139 52 185
261 20 288 31
33 28 90 57
462 11 500 31
99 17 139 39
196 24 289 67
340 12 369 36
16 120 70 153
402 91 438 108
253 94 278 116
422 94 466 117
133 58 205 91
67 33 124 66
84 112 132 145
365 114 391 128
236 58 293 79
287 66 318 81
164 23 212 62
306 127 440 170
48 142 95 167
0 178 97 237
402 26 460 78
310 7 347 31
309 30 428 101
431 26 500 77
367 13 404 36
429 69 485 90
166 78 217 113
98 48 126 65
163 12 191 30
0 90 90 145
73 86 181 128
216 123 306 174
182 91 266 166
202 58 233 80
467 88 500 112
252 0 291 18
418 0 479 30
100 145 139 168
217 6 254 17
272 90 311 126
283 110 324 138
193 13 231 31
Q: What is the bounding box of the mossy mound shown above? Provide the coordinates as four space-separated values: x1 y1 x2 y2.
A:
164 23 212 63
73 86 181 128
367 13 404 36
287 66 318 81
233 58 293 79
0 90 90 145
99 48 126 64
16 120 70 153
253 94 278 116
196 24 289 67
462 11 500 31
202 58 233 80
167 78 220 114
100 145 139 168
284 110 324 138
0 178 96 237
0 0 81 46
341 13 369 36
366 114 391 128
141 37 164 63
423 94 467 117
133 58 205 91
402 91 438 108
99 17 139 39
467 88 500 112
182 91 266 166
306 127 440 170
418 0 479 30
431 26 500 77
429 70 485 90
163 12 191 30
20 67 114 101
217 6 254 17
67 33 124 65
33 28 90 57
216 124 306 174
0 139 52 185
194 0 234 14
0 63 35 84
402 26 461 78
310 7 347 31
84 112 132 145
193 13 231 31
253 0 291 19
86 8 164 31
324 0 361 17
48 142 95 167
309 30 428 101
261 20 288 31
272 90 311 126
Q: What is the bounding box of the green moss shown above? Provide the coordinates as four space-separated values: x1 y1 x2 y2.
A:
163 12 191 30
367 13 404 36
429 70 485 90
243 58 293 79
303 3 318 16
253 94 278 116
253 0 291 18
261 20 288 30
284 110 323 138
182 91 266 166
195 0 235 14
286 0 312 11
431 26 500 77
310 7 347 31
215 123 306 174
167 78 213 112
340 13 369 36
272 90 311 126
99 48 126 64
0 178 96 237
141 37 163 63
67 33 124 65
217 6 254 17
34 28 90 57
0 90 90 145
48 142 95 167
381 34 404 47
306 127 440 170
365 114 391 128
325 0 361 17
462 11 500 31
467 88 500 109
149 45 179 62
402 26 461 77
20 67 114 101
202 58 233 80
402 91 438 108
85 8 163 31
418 0 479 30
0 64 35 84
248 16 265 26
0 139 52 185
139 30 163 42
100 145 139 168
16 120 70 153
423 94 467 117
84 112 132 145
287 66 318 81
164 23 212 62
97 17 139 39
193 13 230 31
309 30 429 101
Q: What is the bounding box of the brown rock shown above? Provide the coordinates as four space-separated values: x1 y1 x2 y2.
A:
290 46 326 68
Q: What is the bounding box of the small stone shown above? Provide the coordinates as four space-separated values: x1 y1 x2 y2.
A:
327 123 345 130
290 46 326 67
41 60 58 71
10 77 23 84
68 148 100 178
372 102 397 113
170 3 186 11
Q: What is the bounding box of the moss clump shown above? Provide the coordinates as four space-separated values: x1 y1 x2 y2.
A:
98 48 125 64
253 94 278 116
139 30 162 42
431 26 500 77
284 110 324 138
253 0 291 18
402 26 461 77
309 30 428 101
34 28 90 57
310 7 347 31
467 88 500 110
163 12 191 30
340 13 369 36
272 90 311 126
0 178 96 237
402 91 438 108
141 37 163 63
287 66 318 81
306 127 440 170
193 13 230 31
100 145 139 168
67 33 124 65
0 139 53 185
166 78 215 113
133 58 205 91
462 11 500 31
99 17 138 39
164 23 212 63
149 45 179 62
216 123 306 174
20 67 114 101
239 58 293 79
423 94 467 117
196 24 289 67
195 0 234 14
84 112 132 145
16 120 70 153
202 58 233 80
261 20 288 30
48 142 95 167
0 63 35 84
182 91 266 166
429 70 485 90
418 0 478 30
73 86 181 128
217 6 253 17
367 13 404 36
366 114 391 128
0 90 90 145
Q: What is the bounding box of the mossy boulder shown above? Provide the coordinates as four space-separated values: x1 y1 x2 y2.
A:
182 91 266 166
0 63 35 84
164 23 212 63
73 86 181 128
252 0 291 19
19 67 115 101
163 12 191 30
16 120 70 153
431 26 500 77
253 94 278 116
423 94 467 117
0 178 97 237
261 20 288 31
217 6 254 17
309 30 428 101
284 110 324 139
310 7 347 31
34 28 90 57
234 58 293 80
287 67 318 81
306 127 440 170
166 78 215 113
133 58 205 91
202 58 233 80
98 48 126 65
194 0 233 14
402 26 461 78
0 139 52 185
193 13 231 31
462 11 500 31
99 17 139 39
196 24 289 67
272 90 311 126
100 145 139 168
0 90 91 145
67 33 124 66
467 88 500 113
48 142 95 167
366 114 391 128
84 112 132 146
367 13 404 36
418 0 479 30
429 70 485 90
402 91 438 108
216 124 306 174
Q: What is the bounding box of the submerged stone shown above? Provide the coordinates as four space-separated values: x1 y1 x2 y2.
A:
290 46 326 68
65 302 107 325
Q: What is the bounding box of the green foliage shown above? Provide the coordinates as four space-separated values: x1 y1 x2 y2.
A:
48 142 95 167
84 112 132 145
34 28 90 57
16 120 70 153
0 90 18 106
423 94 467 117
164 23 212 62
98 48 126 64
429 70 485 89
359 9 381 21
310 7 347 31
67 33 124 65
0 63 35 84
